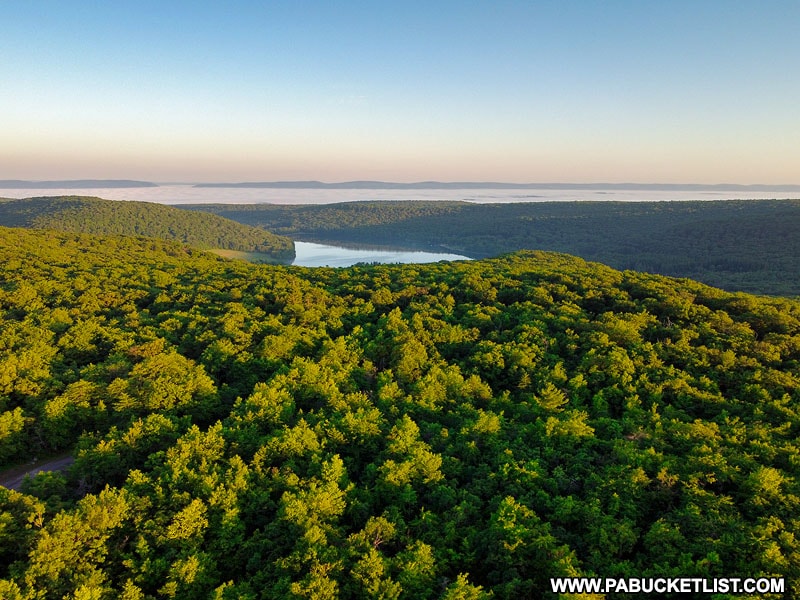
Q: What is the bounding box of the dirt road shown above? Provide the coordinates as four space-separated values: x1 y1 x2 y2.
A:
0 454 75 492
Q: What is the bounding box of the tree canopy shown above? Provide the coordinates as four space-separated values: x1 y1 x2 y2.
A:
0 196 294 260
186 199 800 296
1 226 799 598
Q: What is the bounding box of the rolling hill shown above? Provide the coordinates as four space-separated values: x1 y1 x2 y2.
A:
0 196 294 260
0 226 798 597
186 199 800 296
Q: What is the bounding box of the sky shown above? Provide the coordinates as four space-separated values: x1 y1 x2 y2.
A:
1 1 799 184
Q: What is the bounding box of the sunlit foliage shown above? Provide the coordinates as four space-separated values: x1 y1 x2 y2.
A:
0 196 294 259
1 226 799 598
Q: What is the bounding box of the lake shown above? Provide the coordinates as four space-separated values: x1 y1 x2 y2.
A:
292 241 470 267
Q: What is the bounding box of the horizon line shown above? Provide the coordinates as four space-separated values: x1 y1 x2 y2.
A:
3 179 800 191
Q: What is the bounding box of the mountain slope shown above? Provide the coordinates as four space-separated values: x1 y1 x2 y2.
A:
0 196 294 259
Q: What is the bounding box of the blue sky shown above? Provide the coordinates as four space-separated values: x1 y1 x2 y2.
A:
2 1 798 183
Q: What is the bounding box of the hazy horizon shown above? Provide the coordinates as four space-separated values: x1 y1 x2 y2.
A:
2 2 799 184
3 179 800 190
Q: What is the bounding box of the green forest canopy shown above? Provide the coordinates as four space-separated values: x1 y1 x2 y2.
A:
0 196 294 260
185 199 800 296
1 226 799 598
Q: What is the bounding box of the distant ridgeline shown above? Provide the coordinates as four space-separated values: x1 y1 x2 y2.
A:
186 199 800 296
0 179 158 188
1 226 799 597
0 196 294 260
192 180 800 191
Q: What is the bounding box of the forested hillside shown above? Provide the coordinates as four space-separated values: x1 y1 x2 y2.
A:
0 197 294 260
186 199 800 296
1 226 799 598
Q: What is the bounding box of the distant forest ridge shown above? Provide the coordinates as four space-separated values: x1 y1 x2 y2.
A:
185 199 800 296
194 180 800 191
0 196 294 259
0 180 158 188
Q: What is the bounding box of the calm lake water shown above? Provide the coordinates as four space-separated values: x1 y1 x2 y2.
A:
2 184 798 205
292 242 470 267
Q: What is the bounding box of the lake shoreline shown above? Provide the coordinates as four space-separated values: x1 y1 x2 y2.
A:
290 241 471 267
